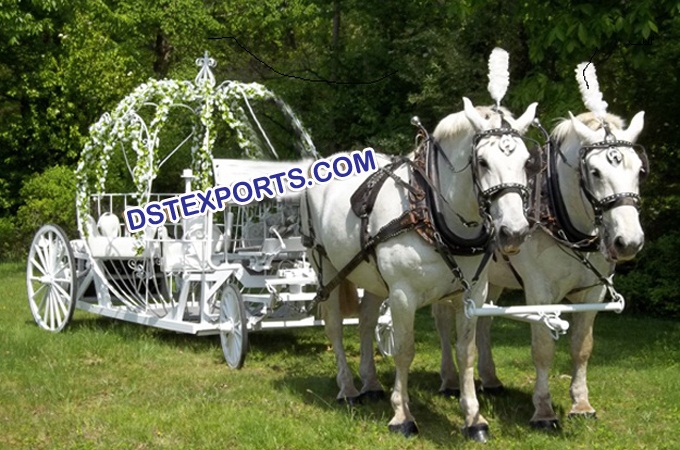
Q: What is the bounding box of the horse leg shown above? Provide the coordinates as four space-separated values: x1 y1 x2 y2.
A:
455 292 490 442
568 307 598 418
387 286 419 437
358 291 386 400
529 319 560 430
319 270 361 403
477 284 504 394
432 302 460 397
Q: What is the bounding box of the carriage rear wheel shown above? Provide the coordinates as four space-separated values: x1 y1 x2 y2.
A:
375 302 395 357
219 283 248 369
26 224 77 332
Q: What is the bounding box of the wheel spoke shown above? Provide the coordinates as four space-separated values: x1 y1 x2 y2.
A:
52 282 72 304
44 232 54 273
35 284 48 314
30 256 47 277
54 285 69 318
52 260 69 277
51 277 72 284
40 287 50 324
34 242 50 276
47 288 55 330
51 289 64 327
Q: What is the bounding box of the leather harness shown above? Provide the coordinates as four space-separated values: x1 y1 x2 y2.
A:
304 122 500 304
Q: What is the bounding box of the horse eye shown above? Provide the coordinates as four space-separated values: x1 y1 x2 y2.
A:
590 168 601 179
479 159 489 169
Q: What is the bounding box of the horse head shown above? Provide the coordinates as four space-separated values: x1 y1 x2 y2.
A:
567 111 646 261
462 97 538 255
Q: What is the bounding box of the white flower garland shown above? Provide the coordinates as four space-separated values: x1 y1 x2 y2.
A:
75 76 317 245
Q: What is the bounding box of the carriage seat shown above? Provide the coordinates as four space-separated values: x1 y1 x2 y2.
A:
85 213 160 259
160 214 226 272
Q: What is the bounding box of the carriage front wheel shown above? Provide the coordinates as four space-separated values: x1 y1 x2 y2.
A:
26 224 77 332
219 283 248 369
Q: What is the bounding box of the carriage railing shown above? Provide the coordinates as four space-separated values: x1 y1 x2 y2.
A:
81 193 234 315
81 190 311 314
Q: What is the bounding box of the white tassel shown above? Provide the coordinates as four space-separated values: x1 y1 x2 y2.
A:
487 48 510 107
575 62 608 120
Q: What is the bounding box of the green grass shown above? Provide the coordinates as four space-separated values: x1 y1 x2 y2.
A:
1 261 679 449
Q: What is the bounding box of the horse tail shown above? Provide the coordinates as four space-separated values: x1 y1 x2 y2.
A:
339 279 360 317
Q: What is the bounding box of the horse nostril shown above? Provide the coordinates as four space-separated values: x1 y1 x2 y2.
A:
499 225 527 245
614 236 626 251
614 235 644 253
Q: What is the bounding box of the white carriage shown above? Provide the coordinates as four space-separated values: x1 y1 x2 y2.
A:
25 53 357 368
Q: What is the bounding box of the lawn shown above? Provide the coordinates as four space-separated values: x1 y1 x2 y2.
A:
1 261 679 449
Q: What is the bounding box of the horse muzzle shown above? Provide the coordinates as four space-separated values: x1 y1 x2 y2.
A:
606 233 644 262
497 224 530 255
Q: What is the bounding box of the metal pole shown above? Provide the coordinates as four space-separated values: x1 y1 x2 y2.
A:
468 301 624 318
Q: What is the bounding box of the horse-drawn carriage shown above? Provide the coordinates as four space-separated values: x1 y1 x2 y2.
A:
25 53 356 369
25 49 648 441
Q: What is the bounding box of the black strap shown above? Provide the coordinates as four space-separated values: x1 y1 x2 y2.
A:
501 253 525 288
546 138 600 251
350 158 413 253
314 208 424 302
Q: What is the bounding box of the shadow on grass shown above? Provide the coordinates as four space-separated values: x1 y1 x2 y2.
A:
273 371 462 447
63 313 331 362
272 361 548 445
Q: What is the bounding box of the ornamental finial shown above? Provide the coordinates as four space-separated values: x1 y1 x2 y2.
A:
195 51 217 87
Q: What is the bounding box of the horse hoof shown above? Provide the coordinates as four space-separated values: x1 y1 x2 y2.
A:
359 390 387 402
439 388 460 398
463 424 490 443
530 419 561 432
482 385 505 396
568 411 597 420
388 421 419 437
337 395 361 406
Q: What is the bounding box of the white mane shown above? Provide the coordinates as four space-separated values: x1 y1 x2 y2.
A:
433 105 513 141
552 111 626 144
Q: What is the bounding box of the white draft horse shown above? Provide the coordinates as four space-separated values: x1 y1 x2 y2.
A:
302 97 538 441
434 91 646 430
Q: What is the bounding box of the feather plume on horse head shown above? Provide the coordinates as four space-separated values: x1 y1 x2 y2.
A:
487 48 510 108
575 62 608 120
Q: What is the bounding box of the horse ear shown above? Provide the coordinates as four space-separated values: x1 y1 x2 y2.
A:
623 111 645 143
512 102 538 134
462 97 488 131
569 112 600 143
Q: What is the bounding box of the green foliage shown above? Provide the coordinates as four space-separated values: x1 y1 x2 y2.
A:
0 217 20 261
16 164 77 241
617 232 680 318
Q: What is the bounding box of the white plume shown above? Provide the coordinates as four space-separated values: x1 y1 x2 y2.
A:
487 48 510 107
575 62 608 119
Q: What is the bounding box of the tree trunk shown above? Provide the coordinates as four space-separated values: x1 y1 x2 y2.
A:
153 31 172 79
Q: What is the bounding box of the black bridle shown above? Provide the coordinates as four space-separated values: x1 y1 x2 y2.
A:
470 116 542 215
578 123 649 225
